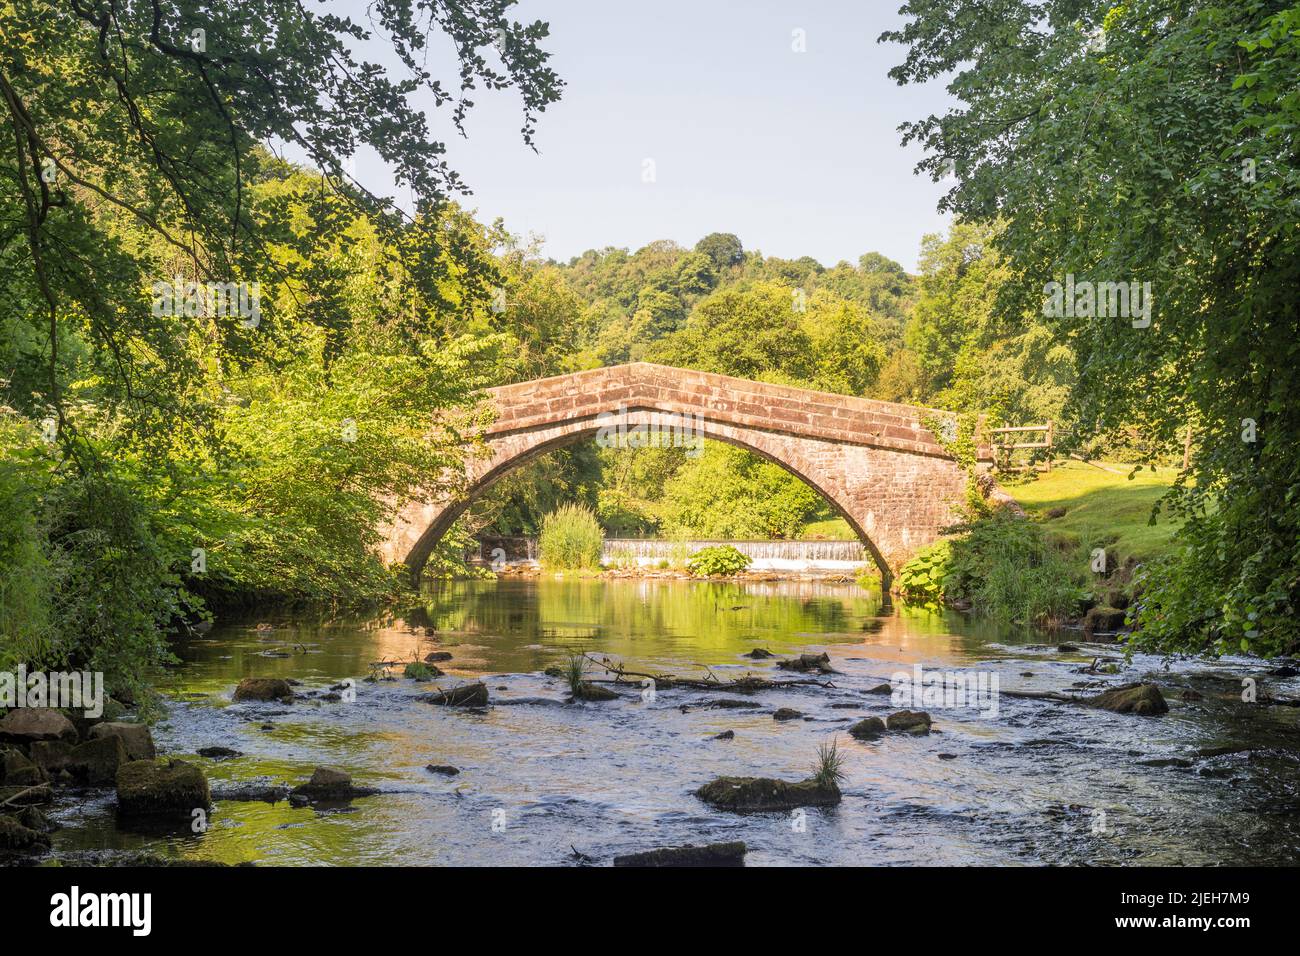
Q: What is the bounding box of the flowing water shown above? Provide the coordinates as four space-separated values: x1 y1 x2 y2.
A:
46 577 1300 866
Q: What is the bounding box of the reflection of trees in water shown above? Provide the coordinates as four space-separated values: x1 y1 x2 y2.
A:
406 578 895 666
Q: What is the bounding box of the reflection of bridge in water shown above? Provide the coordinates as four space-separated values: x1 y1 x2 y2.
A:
380 363 968 587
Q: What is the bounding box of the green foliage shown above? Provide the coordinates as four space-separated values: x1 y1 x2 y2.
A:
403 661 437 680
686 545 752 577
658 443 822 539
897 540 953 606
538 504 604 571
812 738 846 789
901 513 1084 626
561 653 587 696
885 0 1300 654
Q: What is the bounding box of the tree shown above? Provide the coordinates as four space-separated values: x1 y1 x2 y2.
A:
883 0 1300 655
694 232 744 272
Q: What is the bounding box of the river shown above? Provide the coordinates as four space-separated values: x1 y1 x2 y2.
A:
46 577 1300 866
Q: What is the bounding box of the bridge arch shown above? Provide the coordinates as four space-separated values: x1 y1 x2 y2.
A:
379 363 969 588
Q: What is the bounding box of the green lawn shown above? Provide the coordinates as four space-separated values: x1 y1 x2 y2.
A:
800 517 858 540
1004 461 1182 564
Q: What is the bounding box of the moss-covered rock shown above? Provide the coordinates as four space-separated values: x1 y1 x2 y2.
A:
776 653 836 674
419 682 489 706
233 678 294 702
613 841 747 867
88 722 156 761
848 716 886 739
886 710 932 734
772 708 804 721
1 747 47 786
423 651 453 663
403 662 442 680
1086 682 1168 715
289 766 378 804
0 814 51 852
695 775 841 813
573 682 618 701
68 736 129 785
116 759 211 818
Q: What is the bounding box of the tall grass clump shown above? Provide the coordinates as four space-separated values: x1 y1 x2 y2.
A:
812 738 846 790
538 503 604 571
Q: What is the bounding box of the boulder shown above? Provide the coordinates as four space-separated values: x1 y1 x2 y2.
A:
0 815 50 852
772 708 803 721
0 708 77 744
848 716 886 740
866 683 893 696
1 747 47 787
67 735 130 786
116 759 211 819
233 678 294 702
425 764 460 776
695 776 841 813
420 683 489 707
614 841 747 867
743 648 774 659
1085 682 1168 715
61 697 126 741
1083 606 1128 639
712 730 735 740
423 651 453 663
27 740 73 775
88 722 156 761
886 710 932 734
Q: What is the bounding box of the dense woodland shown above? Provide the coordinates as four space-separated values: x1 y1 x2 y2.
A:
1 0 1298 702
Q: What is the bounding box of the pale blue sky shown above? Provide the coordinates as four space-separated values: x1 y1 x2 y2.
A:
323 0 955 271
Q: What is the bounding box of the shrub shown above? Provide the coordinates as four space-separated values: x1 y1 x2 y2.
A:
538 503 604 570
686 544 752 577
899 512 1085 626
897 540 952 605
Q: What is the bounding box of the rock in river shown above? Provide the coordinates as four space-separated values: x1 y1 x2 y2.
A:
695 775 841 813
776 653 836 674
290 766 378 804
772 708 804 721
849 716 886 739
67 736 129 785
233 678 295 703
419 682 489 707
0 708 78 744
886 710 932 734
614 841 747 867
0 815 50 852
88 722 156 761
572 682 618 702
1085 682 1168 715
116 759 211 819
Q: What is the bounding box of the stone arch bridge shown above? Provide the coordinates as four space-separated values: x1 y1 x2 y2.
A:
380 363 969 588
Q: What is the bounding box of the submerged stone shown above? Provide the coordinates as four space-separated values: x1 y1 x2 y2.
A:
614 841 747 867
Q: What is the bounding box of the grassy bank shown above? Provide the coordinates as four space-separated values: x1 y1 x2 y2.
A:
1003 461 1181 566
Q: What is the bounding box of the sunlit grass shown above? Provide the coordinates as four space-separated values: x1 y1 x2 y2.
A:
1005 462 1181 564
